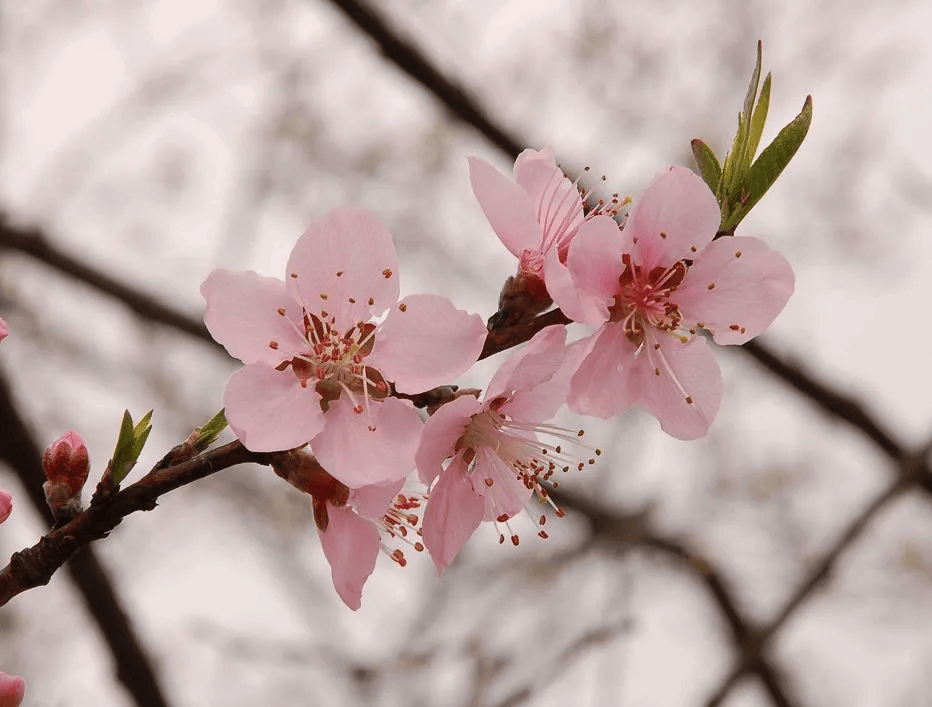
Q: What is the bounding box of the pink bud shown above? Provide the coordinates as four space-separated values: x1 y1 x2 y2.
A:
43 431 90 498
0 672 25 707
0 316 8 343
0 490 11 525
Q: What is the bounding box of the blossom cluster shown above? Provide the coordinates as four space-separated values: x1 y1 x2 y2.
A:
201 149 794 608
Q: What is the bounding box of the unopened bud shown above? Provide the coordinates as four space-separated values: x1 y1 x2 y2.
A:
42 431 90 518
0 671 25 707
0 316 8 344
0 490 12 525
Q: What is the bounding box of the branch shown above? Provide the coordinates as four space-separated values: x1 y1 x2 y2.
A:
555 492 802 707
323 0 525 159
0 440 272 606
0 368 173 707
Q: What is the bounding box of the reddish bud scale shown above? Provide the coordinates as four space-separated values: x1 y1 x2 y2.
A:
42 431 89 498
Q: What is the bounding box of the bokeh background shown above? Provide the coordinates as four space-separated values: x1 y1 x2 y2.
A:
2 0 932 705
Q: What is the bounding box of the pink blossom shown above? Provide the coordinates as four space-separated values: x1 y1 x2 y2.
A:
0 490 11 525
272 450 422 609
0 317 8 343
417 326 598 572
0 673 24 707
469 148 620 284
546 166 795 439
202 207 487 487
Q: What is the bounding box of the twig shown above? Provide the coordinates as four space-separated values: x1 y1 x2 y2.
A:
0 369 173 707
0 440 271 606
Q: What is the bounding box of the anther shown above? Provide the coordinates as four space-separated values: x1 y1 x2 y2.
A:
511 535 520 546
320 293 328 300
269 340 279 349
368 297 375 305
382 268 393 278
399 303 407 312
729 324 741 331
654 367 661 376
691 245 698 253
538 530 549 539
707 283 716 290
348 297 356 304
735 250 742 258
336 270 344 276
660 232 667 239
496 513 509 523
555 508 566 518
290 272 298 279
277 307 286 316
685 396 694 404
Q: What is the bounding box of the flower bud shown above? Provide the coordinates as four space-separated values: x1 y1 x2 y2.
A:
0 672 25 707
42 431 90 517
0 316 8 344
0 490 12 525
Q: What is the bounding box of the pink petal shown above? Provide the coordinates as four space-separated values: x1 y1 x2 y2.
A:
415 395 482 485
676 236 795 345
352 478 405 518
512 148 583 252
634 333 722 440
545 215 624 326
625 167 721 271
0 317 8 343
486 324 566 400
0 490 12 524
567 324 641 418
224 364 325 452
504 331 588 422
0 672 25 707
369 294 487 394
201 269 308 366
473 447 532 520
285 207 400 328
313 396 422 488
318 506 380 610
468 156 543 257
421 457 485 574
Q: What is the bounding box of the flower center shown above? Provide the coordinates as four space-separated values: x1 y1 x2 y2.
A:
456 396 600 544
610 254 688 346
276 309 389 418
376 491 427 567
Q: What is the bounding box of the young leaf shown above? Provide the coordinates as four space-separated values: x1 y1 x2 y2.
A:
108 409 154 485
747 73 772 164
723 95 813 232
691 139 722 192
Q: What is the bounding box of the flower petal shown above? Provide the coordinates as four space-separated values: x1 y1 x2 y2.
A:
677 236 795 345
318 506 380 610
352 478 405 518
415 395 482 485
313 396 422 488
634 333 722 440
0 316 8 343
224 364 325 452
487 325 566 401
625 166 721 271
545 215 623 326
201 269 307 366
286 207 400 328
468 156 543 258
369 294 486 394
421 457 485 574
567 323 640 418
513 148 583 253
473 447 532 520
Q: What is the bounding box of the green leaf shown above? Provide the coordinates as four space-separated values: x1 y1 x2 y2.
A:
747 73 772 164
742 41 763 127
690 139 722 192
190 409 228 451
108 409 154 485
722 95 813 232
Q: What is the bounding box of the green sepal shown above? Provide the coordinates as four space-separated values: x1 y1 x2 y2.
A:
691 139 722 192
722 94 813 233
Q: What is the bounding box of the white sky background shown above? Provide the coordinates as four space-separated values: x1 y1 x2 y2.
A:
1 0 932 705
